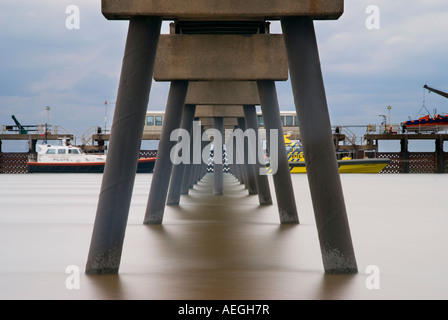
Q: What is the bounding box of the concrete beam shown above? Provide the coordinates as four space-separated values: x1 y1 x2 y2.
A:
186 81 259 105
102 0 344 20
154 35 287 81
199 118 239 130
195 105 244 118
0 134 74 141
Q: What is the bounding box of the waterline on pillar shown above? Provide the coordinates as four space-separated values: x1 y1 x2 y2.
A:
322 248 358 274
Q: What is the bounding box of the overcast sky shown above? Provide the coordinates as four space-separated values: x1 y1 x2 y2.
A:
1 0 448 151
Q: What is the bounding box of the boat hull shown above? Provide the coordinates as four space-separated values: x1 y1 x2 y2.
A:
268 158 390 174
404 124 448 133
402 114 448 133
27 157 156 173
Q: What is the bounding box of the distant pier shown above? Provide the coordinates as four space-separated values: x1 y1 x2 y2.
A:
364 133 448 173
0 132 75 173
2 117 448 173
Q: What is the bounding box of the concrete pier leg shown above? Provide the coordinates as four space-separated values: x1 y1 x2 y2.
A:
237 118 257 193
182 121 202 193
198 128 207 183
192 136 205 186
257 80 299 224
235 125 246 185
144 80 189 224
28 139 37 153
243 105 272 205
167 104 196 205
229 126 244 184
241 117 258 195
213 117 224 195
85 17 161 274
436 136 445 173
401 136 409 174
234 142 245 185
180 163 192 194
282 16 357 273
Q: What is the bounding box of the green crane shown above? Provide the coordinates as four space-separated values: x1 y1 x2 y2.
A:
11 115 28 134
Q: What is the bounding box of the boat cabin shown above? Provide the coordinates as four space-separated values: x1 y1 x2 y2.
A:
36 144 106 163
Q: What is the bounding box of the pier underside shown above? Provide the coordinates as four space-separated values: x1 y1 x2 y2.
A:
87 0 357 276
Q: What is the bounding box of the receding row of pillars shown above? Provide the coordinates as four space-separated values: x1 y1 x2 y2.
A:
164 104 277 207
143 80 298 226
86 15 358 275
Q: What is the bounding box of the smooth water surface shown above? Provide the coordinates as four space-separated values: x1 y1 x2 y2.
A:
0 173 447 300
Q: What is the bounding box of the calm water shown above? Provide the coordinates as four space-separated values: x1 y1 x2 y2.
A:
0 172 447 300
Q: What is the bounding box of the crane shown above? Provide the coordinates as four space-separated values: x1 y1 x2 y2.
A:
11 115 28 134
401 85 448 133
424 84 448 100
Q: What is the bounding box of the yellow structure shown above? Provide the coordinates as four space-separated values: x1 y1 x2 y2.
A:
267 136 390 173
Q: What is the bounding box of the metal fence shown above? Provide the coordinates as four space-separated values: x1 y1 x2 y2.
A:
377 152 447 173
0 151 159 174
0 153 29 173
1 150 447 174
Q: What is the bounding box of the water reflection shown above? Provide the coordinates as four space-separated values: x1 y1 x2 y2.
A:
85 274 124 300
314 274 358 300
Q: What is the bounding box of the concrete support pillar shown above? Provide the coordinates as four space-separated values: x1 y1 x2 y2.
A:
184 128 199 191
400 135 409 174
199 138 207 181
243 105 272 205
435 136 444 173
231 125 242 184
192 132 207 186
281 16 357 273
86 17 161 274
213 117 224 195
185 121 201 192
28 139 37 153
191 123 205 187
144 80 189 224
167 104 196 205
257 80 299 224
201 128 208 179
230 125 245 185
237 117 257 194
180 123 194 195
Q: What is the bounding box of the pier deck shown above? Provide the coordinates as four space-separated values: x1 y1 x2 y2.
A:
365 133 448 141
0 133 74 152
365 133 448 173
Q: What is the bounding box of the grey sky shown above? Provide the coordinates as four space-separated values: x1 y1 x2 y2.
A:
1 0 447 152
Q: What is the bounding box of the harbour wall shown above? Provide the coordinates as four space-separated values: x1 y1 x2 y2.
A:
0 150 157 174
1 150 447 174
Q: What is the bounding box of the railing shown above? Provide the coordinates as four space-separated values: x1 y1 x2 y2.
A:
81 126 101 146
0 153 29 173
334 125 372 147
377 152 447 174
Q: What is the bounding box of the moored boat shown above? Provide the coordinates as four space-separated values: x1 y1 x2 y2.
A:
27 143 155 173
267 136 390 174
286 157 391 173
401 113 448 133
